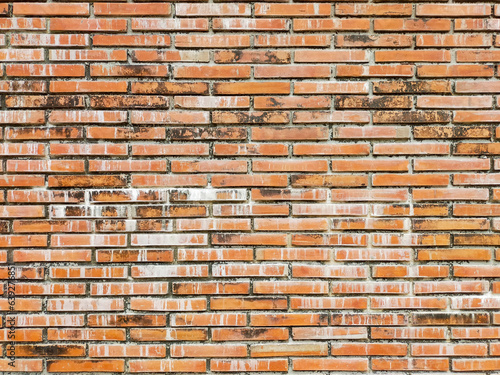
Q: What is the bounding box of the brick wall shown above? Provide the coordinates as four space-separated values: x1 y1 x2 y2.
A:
1 1 499 373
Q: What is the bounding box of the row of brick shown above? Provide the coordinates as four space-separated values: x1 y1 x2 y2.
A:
5 95 500 109
3 3 499 17
7 264 500 278
7 357 500 373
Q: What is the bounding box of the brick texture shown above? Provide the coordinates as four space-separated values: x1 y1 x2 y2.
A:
1 0 500 373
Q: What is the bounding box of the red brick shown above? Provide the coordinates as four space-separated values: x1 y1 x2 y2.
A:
331 159 408 172
337 4 412 16
417 4 491 17
373 174 449 187
372 327 447 339
50 81 127 93
336 65 414 77
414 158 489 171
417 95 493 108
0 360 43 372
175 65 250 79
175 96 249 109
453 359 500 371
251 343 327 357
295 81 368 94
294 143 369 156
213 359 288 372
50 19 127 32
14 3 89 16
11 34 88 47
419 65 494 78
212 328 288 341
94 3 170 16
171 343 246 357
47 360 125 373
252 127 328 141
90 65 168 78
0 49 44 62
255 65 330 78
372 358 449 371
0 110 44 124
132 50 209 63
214 82 290 95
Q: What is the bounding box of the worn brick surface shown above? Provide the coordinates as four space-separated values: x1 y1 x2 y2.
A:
1 0 500 373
